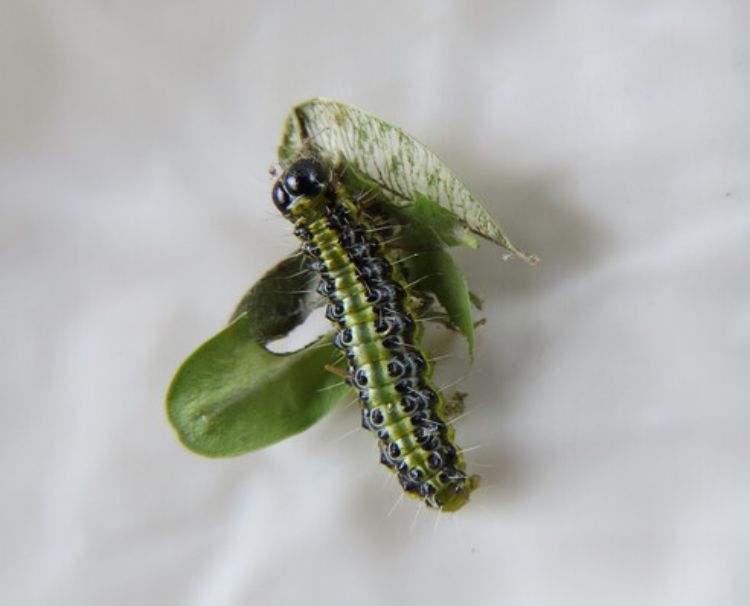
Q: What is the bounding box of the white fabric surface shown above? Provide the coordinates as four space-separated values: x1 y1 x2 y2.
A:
2 2 749 604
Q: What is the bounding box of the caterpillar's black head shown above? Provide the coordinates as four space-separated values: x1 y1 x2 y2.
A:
272 159 330 217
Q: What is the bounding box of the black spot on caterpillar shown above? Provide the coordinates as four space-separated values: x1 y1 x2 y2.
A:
273 158 479 512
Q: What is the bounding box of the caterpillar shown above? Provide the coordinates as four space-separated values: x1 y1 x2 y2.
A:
272 158 480 512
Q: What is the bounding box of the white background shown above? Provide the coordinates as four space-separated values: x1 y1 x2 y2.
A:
2 1 749 605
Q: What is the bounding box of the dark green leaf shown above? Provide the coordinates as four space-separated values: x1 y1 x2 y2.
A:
229 252 320 344
404 249 475 357
378 192 478 251
167 314 350 457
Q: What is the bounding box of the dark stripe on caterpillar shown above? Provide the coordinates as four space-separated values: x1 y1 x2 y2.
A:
272 158 479 512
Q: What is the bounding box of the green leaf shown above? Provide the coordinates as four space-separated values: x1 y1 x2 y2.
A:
380 192 478 251
166 314 350 457
278 97 538 265
404 249 475 357
229 252 320 344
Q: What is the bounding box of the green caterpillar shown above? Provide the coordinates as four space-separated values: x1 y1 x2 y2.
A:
272 158 479 512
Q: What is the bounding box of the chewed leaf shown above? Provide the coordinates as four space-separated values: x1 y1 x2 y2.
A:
229 252 321 344
279 97 538 265
404 249 475 357
167 314 349 457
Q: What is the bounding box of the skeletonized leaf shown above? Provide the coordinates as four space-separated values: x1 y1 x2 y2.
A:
278 97 538 265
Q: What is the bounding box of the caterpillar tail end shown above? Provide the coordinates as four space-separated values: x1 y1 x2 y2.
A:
438 474 481 513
